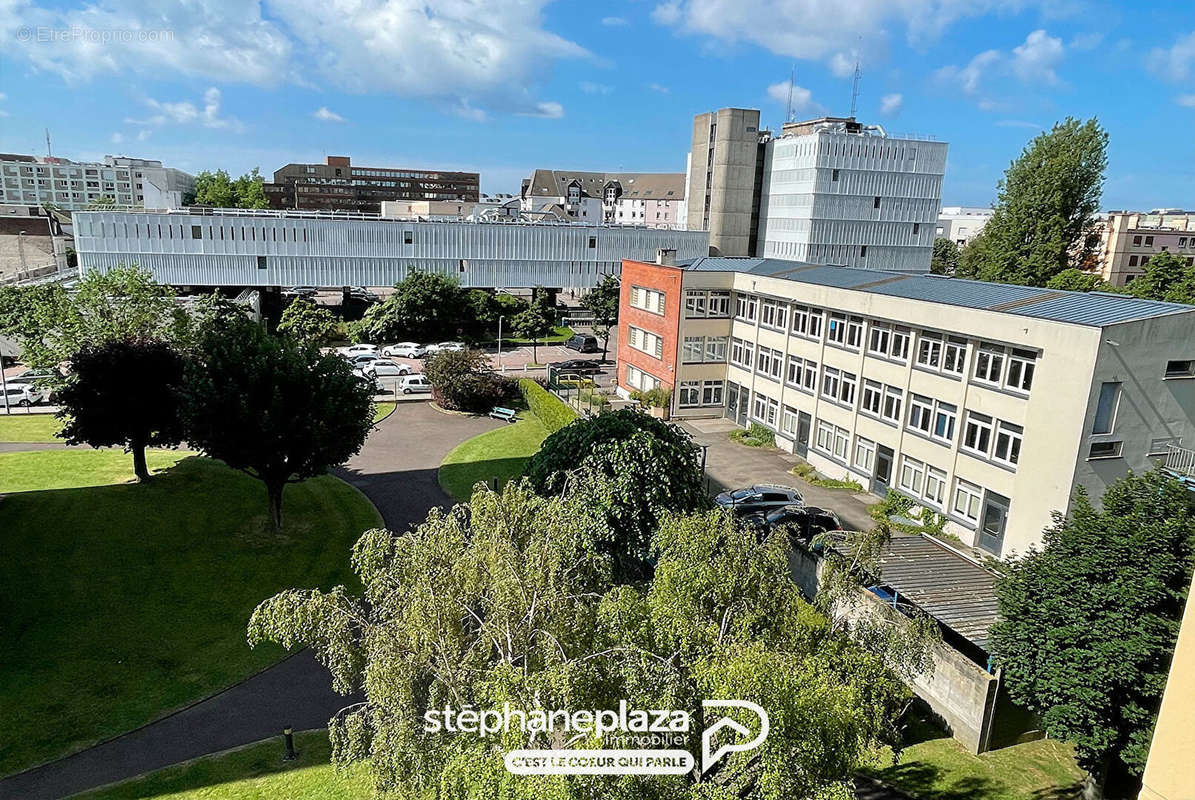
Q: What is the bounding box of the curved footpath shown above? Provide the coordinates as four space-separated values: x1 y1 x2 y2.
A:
0 402 501 800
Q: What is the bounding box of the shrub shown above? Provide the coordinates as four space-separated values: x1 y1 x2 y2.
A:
519 378 578 433
424 349 517 413
630 386 671 409
730 422 775 448
791 462 863 491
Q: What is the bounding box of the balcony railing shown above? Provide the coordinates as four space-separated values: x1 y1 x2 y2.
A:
1163 444 1195 479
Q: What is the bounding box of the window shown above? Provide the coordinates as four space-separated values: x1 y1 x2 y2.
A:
861 380 883 415
1148 437 1181 456
933 402 957 444
735 294 759 321
1088 441 1123 459
899 456 925 495
702 380 724 406
854 437 876 473
627 326 663 358
924 467 947 505
832 168 840 181
1092 382 1121 434
881 386 903 423
630 286 666 314
625 364 660 392
908 394 934 434
1005 350 1036 392
815 421 850 461
873 196 881 209
860 245 867 258
979 492 1010 552
708 291 731 317
756 346 782 380
826 313 848 345
846 317 863 349
833 426 850 460
974 345 1005 385
1145 236 1154 246
404 231 414 245
191 225 202 239
588 236 597 248
256 255 267 270
682 337 704 363
890 327 911 361
1133 235 1142 246
1128 255 1139 267
704 337 728 362
868 323 891 356
780 405 798 435
917 333 942 369
800 359 818 392
791 305 822 338
913 223 920 235
992 421 1023 467
821 367 841 400
753 392 778 427
684 291 707 317
1165 360 1195 378
679 381 701 407
963 412 994 456
840 371 857 406
730 338 754 368
953 479 983 522
942 338 967 376
759 299 787 330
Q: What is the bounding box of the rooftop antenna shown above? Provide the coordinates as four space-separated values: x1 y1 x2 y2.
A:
849 55 862 119
785 63 796 123
45 128 52 158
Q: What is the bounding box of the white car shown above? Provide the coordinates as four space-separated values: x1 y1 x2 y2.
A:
396 375 432 394
427 341 466 354
2 384 47 407
381 342 427 358
341 343 379 357
364 360 412 378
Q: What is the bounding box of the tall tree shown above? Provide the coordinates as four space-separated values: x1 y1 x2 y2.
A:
232 167 269 209
358 272 469 343
191 170 238 208
248 481 921 800
958 118 1108 286
510 289 555 364
929 238 960 276
182 314 374 528
0 265 186 372
990 469 1195 795
55 339 186 481
1045 268 1115 293
277 297 339 347
581 274 620 360
1127 251 1195 304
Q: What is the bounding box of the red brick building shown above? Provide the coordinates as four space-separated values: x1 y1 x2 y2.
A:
616 252 683 400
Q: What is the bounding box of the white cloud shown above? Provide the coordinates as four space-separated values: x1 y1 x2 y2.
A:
1149 30 1195 81
601 16 628 26
1068 32 1103 51
3 0 586 118
580 81 613 95
313 106 345 122
935 49 1001 95
136 129 152 141
766 80 814 113
650 0 1055 63
647 82 670 93
1011 29 1063 85
996 119 1042 128
1179 94 1195 108
129 87 242 131
0 91 7 117
880 92 902 115
518 101 564 119
110 132 124 143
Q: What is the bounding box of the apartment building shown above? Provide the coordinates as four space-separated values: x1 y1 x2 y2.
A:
937 206 993 248
685 110 948 271
520 169 685 228
616 255 1195 557
0 154 195 211
264 156 480 213
1095 210 1195 286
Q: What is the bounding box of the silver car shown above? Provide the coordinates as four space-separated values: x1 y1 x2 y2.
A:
382 342 427 358
2 384 47 407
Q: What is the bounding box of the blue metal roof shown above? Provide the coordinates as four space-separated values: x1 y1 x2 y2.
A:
680 256 1194 327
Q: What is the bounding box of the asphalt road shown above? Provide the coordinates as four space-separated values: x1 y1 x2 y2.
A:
0 401 501 800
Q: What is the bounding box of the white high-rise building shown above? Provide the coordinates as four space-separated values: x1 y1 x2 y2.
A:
0 154 195 211
756 117 948 272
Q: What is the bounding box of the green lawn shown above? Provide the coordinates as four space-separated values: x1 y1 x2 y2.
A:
438 414 549 501
863 715 1085 800
0 456 382 777
79 730 371 800
0 413 63 442
0 448 188 493
372 401 396 423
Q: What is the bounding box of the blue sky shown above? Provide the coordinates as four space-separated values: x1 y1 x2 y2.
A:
1 0 1192 209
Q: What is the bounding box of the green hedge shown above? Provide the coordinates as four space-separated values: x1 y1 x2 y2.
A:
519 379 578 433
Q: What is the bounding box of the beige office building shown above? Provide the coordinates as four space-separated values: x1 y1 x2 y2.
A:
1096 210 1195 286
618 255 1195 557
686 108 766 257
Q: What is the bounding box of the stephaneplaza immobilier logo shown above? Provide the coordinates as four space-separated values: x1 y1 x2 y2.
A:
424 699 770 775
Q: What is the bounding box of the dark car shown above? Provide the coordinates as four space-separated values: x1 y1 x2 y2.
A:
714 484 805 516
550 359 602 375
283 285 318 298
565 334 600 353
745 505 843 541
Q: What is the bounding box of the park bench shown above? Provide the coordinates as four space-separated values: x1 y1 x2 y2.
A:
489 406 517 423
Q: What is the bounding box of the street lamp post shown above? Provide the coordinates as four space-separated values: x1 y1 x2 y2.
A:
497 315 506 372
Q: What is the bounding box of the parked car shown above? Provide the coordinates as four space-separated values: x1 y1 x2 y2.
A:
342 344 379 357
714 484 805 516
550 358 602 375
2 384 47 407
283 285 319 298
396 374 432 394
7 368 63 385
744 505 842 541
382 342 427 359
432 341 466 353
347 286 380 303
364 360 412 378
565 334 600 353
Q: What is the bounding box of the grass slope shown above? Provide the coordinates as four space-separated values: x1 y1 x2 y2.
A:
0 413 63 442
372 401 396 423
0 449 188 493
438 414 548 502
78 730 370 800
0 456 381 777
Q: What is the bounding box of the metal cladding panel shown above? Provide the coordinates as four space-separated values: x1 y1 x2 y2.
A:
870 276 1041 308
73 212 708 288
1011 293 1191 326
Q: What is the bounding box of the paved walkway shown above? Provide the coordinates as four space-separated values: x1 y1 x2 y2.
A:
0 402 501 800
679 419 878 533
